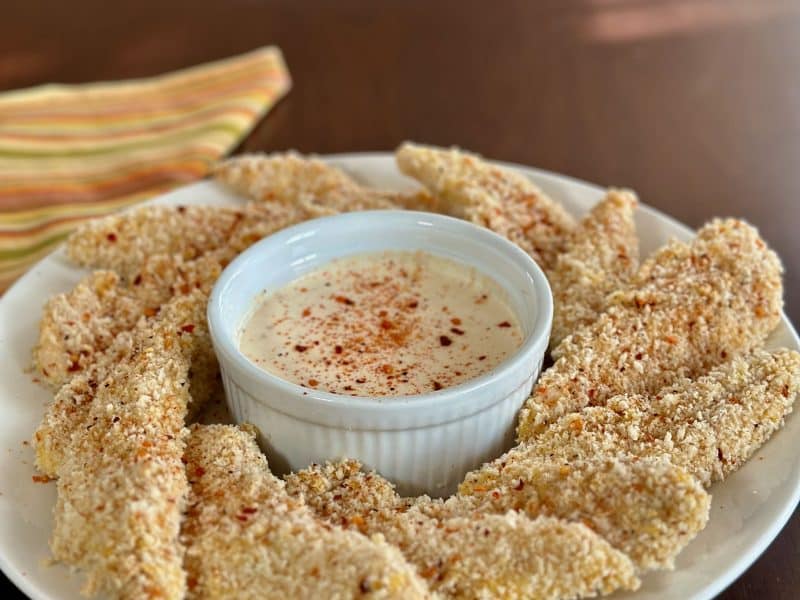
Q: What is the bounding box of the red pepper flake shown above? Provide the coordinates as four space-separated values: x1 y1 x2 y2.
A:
67 361 81 373
450 327 464 335
106 233 117 242
451 317 462 325
634 352 643 360
380 320 393 330
432 381 443 391
478 355 487 361
308 379 319 387
335 295 355 306
241 507 258 514
381 364 394 375
194 467 206 477
180 324 195 333
32 474 53 483
302 308 311 317
439 335 452 346
133 274 142 286
236 514 249 522
497 321 511 328
294 344 308 352
407 300 419 309
334 345 343 354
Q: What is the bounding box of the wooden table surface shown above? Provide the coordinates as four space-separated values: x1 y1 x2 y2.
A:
1 1 798 598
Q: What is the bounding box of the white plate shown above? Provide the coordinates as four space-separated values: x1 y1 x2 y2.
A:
0 154 798 600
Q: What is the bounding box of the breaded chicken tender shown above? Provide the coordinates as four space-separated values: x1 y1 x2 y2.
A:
287 462 640 599
49 293 208 599
65 204 243 279
518 219 784 439
181 424 430 599
34 249 225 389
65 202 306 280
457 455 708 571
34 329 135 478
498 348 800 490
214 152 435 214
34 290 214 479
548 189 639 352
395 143 576 269
33 271 144 388
289 454 709 572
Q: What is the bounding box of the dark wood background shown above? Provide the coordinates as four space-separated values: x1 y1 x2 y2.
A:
1 1 798 597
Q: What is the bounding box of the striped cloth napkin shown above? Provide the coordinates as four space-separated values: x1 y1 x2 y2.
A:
0 46 291 292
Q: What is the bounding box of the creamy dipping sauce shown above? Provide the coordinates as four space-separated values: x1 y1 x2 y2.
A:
239 251 524 396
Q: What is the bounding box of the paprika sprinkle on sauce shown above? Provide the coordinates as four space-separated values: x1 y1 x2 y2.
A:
239 251 523 396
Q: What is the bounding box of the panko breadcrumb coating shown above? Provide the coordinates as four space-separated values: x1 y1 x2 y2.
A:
518 218 784 439
50 293 209 599
182 424 430 599
34 290 215 479
368 510 638 599
34 271 144 388
288 455 709 572
65 202 307 281
214 152 435 214
395 143 576 269
499 348 800 489
34 250 224 388
457 455 708 571
34 329 135 478
548 189 639 352
65 204 245 279
287 461 639 599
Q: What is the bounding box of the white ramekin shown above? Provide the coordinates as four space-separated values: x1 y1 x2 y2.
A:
207 210 552 497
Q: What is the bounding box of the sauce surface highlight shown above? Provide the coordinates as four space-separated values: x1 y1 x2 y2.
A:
239 251 524 396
